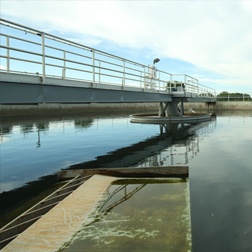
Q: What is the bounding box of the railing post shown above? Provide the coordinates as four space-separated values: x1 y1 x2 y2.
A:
140 68 143 89
170 74 173 93
143 66 146 90
92 49 95 86
158 71 160 92
62 51 66 79
6 36 10 73
99 61 101 84
41 33 45 84
122 60 125 89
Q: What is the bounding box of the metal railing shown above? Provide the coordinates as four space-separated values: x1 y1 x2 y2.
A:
217 94 252 101
0 18 216 98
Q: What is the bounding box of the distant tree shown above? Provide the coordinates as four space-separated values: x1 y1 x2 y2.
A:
217 92 252 101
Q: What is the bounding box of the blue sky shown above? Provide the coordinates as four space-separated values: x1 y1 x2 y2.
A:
1 0 252 94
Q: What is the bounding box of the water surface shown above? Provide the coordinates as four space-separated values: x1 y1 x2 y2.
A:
1 111 252 251
63 179 191 252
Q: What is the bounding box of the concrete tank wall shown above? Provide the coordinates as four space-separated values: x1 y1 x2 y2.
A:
0 103 159 117
1 102 252 117
184 102 252 111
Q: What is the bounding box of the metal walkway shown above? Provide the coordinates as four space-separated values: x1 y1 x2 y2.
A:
0 19 216 105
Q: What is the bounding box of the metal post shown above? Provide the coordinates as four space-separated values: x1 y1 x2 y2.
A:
62 51 66 79
181 100 184 115
140 70 143 89
41 33 45 84
6 36 9 73
92 49 95 87
143 66 146 90
159 102 163 116
158 71 160 92
122 60 125 89
99 61 101 84
170 75 173 93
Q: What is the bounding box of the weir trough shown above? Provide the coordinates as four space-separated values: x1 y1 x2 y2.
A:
130 101 214 124
2 166 191 252
130 112 213 124
58 166 189 180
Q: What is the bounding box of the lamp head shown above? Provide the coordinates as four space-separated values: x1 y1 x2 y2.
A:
153 58 160 64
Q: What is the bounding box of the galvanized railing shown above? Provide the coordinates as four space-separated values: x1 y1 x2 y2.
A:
216 93 252 101
0 18 216 98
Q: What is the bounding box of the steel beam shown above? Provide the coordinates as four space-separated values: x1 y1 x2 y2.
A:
0 82 173 104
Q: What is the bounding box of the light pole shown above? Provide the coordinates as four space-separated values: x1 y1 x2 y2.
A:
152 58 160 91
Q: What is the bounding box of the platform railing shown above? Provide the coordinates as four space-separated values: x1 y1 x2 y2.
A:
216 94 252 101
0 18 216 98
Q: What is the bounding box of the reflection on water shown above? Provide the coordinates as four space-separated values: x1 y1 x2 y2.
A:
63 179 191 252
139 121 216 167
0 116 215 193
0 114 215 224
1 111 252 251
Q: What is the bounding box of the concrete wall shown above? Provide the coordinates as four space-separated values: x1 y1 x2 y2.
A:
184 102 252 111
0 103 159 117
1 102 252 117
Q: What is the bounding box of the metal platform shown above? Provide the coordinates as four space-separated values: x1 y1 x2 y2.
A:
0 18 216 105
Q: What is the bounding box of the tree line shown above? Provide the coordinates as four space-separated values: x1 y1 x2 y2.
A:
217 92 252 101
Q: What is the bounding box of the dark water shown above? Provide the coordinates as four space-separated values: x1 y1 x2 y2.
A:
189 111 252 252
1 111 252 251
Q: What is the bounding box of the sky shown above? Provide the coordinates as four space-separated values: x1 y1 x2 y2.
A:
1 0 252 94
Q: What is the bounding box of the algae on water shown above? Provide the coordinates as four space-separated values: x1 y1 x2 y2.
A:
62 179 191 252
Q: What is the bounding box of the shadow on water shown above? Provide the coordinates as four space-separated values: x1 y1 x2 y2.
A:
0 115 215 228
68 121 213 170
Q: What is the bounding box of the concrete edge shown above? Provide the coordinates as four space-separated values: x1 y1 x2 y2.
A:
2 175 190 252
2 175 117 252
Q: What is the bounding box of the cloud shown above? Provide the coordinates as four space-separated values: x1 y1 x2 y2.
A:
1 0 252 93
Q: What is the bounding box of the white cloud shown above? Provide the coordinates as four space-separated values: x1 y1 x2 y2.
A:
1 0 252 93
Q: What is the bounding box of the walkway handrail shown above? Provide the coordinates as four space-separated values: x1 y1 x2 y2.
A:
0 18 216 98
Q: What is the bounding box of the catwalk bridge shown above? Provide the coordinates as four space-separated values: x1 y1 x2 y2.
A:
0 19 216 108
